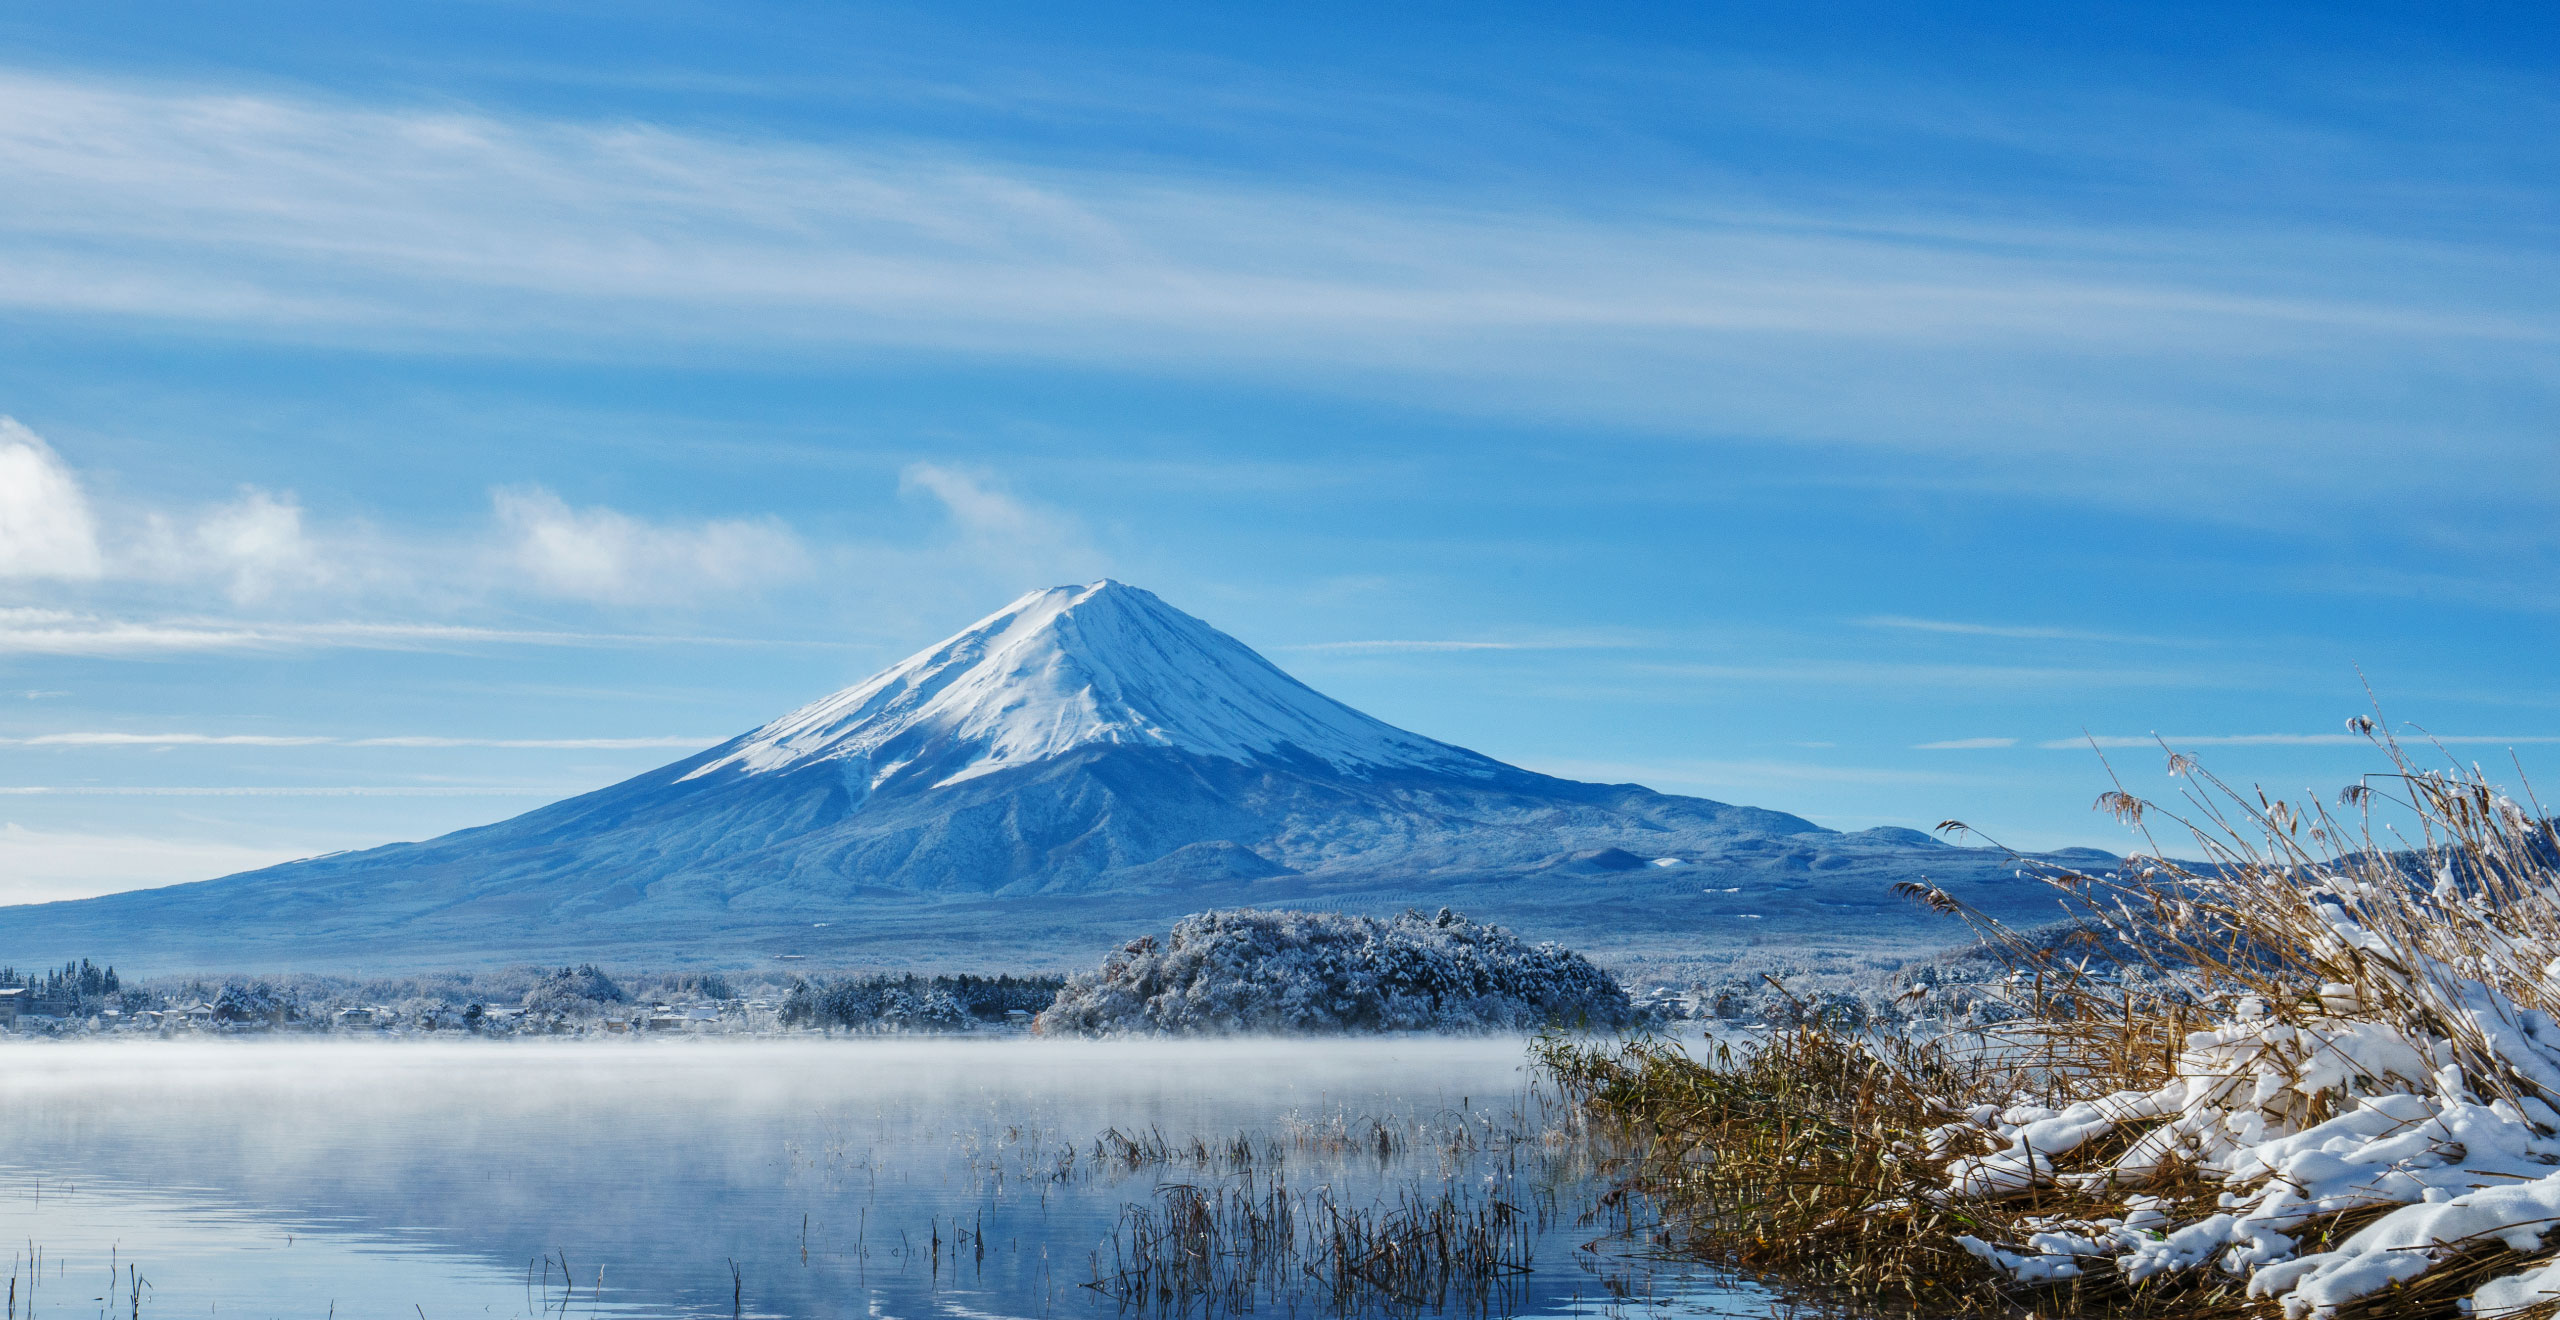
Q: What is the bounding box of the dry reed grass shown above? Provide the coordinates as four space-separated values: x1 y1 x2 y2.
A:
1086 1173 1542 1318
1542 715 2560 1318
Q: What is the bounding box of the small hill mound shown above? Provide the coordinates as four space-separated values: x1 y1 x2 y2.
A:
1035 907 1634 1035
1551 847 1650 874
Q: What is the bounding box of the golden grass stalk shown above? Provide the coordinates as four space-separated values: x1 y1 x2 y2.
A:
1542 714 2560 1318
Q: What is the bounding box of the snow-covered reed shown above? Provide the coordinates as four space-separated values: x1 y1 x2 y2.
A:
1548 719 2560 1318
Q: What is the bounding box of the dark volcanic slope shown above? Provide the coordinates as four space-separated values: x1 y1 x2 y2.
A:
0 582 2099 972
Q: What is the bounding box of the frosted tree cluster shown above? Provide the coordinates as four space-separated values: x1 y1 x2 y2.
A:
1036 907 1634 1036
521 964 628 1016
780 973 1063 1032
782 975 970 1032
210 982 297 1024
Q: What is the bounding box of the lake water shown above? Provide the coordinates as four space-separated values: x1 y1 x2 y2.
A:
0 1038 1796 1320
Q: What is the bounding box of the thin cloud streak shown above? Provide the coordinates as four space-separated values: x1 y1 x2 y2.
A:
0 732 717 749
349 736 716 749
2042 733 2560 749
1527 756 2004 788
1859 615 2193 646
0 733 334 747
0 609 848 656
0 786 561 797
1281 640 1616 654
1641 661 2246 690
1915 737 2019 750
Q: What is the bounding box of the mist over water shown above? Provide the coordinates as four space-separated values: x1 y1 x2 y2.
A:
0 1038 1783 1320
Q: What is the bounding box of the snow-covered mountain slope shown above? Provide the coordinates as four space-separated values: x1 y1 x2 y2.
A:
0 581 2096 971
685 581 1496 790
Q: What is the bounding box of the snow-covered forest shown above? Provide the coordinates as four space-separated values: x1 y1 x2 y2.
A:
1036 907 1635 1036
781 973 1063 1032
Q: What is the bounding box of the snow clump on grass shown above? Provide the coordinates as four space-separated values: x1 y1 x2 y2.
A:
1927 729 2560 1317
1548 717 2560 1319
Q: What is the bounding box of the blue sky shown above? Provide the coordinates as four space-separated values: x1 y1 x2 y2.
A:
0 1 2553 901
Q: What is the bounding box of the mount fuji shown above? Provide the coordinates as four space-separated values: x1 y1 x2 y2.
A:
0 582 2096 972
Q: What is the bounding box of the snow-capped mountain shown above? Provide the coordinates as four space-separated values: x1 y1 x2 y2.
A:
685 581 1498 790
0 581 2090 971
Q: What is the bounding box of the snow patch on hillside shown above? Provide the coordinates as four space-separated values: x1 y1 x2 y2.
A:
685 581 1490 789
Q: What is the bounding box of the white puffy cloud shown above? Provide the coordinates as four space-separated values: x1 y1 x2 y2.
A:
0 425 1090 626
0 417 103 580
0 419 337 601
193 487 324 600
134 486 335 602
492 485 809 604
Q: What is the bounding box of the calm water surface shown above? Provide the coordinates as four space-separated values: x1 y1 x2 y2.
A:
0 1038 1793 1320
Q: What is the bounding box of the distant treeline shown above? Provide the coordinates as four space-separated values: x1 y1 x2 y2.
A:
781 973 1066 1032
1 959 122 1011
0 960 1059 1033
2 958 121 994
135 963 750 1018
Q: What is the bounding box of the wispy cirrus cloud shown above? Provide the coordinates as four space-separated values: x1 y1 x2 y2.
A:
898 463 1107 590
5 64 2537 361
2042 733 2560 750
0 732 715 749
1907 731 2560 753
1281 639 1626 654
0 732 333 747
1859 616 2194 646
0 786 559 797
1641 660 2248 690
344 735 713 749
1528 756 2004 789
0 66 2551 531
0 608 840 657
